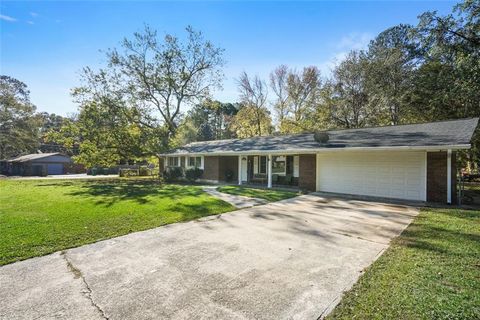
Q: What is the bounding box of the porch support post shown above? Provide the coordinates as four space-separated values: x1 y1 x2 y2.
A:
447 149 452 204
267 154 272 188
238 155 242 185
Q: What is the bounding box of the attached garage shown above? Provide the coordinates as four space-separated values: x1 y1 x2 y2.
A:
316 151 426 201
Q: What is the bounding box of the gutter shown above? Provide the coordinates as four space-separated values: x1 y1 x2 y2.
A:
158 144 471 157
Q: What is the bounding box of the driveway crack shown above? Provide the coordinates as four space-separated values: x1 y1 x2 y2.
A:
60 251 109 320
326 230 389 245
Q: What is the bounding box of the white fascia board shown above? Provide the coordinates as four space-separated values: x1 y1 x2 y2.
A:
158 144 471 157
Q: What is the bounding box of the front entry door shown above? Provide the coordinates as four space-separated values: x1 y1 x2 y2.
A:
241 157 248 182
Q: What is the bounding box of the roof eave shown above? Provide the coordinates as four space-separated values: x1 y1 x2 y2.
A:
158 144 471 157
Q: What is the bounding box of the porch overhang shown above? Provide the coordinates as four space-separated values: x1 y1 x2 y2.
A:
158 144 471 157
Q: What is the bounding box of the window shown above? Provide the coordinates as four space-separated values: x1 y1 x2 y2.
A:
189 156 202 168
272 156 286 174
259 156 267 174
168 157 179 167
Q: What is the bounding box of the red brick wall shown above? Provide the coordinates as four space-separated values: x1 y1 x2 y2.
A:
203 156 220 181
218 156 238 182
202 156 239 182
299 154 316 191
427 151 457 203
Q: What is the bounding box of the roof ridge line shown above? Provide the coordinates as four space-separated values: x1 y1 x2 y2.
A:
326 117 479 133
182 117 478 147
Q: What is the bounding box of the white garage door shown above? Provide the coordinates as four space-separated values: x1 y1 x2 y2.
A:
316 151 426 201
47 163 63 175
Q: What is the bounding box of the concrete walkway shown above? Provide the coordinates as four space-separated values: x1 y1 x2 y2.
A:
0 194 419 320
202 186 267 208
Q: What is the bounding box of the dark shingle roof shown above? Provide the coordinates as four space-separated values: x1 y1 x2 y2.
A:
8 153 68 162
163 118 479 155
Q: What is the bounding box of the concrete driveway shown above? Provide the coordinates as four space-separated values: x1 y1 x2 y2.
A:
0 194 419 320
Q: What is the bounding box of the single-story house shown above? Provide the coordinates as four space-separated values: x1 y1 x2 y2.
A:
5 153 72 176
160 118 478 204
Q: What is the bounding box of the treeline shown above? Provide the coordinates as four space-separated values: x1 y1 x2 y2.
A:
174 0 480 168
0 75 71 159
221 1 479 136
1 0 479 168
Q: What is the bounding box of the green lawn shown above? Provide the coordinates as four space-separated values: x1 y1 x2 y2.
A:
0 179 235 266
327 207 480 320
217 185 300 202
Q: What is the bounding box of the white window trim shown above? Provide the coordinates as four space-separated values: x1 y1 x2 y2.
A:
293 155 299 178
272 155 287 176
186 156 204 170
259 156 267 174
168 156 179 167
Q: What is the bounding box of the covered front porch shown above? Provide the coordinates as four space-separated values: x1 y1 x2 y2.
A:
237 154 300 189
162 153 316 191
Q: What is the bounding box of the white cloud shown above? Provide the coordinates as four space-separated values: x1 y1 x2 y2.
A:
0 14 17 22
318 52 347 76
336 32 373 51
30 12 39 17
318 32 374 76
27 20 34 25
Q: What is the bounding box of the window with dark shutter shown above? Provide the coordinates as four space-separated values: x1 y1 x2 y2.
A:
260 156 267 174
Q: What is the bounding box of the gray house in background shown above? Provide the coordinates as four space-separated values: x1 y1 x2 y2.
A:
5 153 72 176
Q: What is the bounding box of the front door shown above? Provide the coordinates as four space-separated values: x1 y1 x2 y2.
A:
241 157 248 182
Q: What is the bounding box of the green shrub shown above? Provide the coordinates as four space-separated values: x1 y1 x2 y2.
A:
185 168 204 182
225 169 234 182
119 168 139 177
139 166 151 176
163 167 184 182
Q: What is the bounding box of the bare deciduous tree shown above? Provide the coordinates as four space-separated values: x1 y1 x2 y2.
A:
269 65 322 133
74 26 225 140
269 65 289 123
236 72 270 135
286 66 321 122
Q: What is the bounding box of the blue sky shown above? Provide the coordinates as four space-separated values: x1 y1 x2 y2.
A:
1 1 455 116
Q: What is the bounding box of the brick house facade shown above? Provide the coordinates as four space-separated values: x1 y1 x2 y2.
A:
161 118 478 204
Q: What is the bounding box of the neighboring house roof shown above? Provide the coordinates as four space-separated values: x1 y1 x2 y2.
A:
8 153 70 163
161 118 479 156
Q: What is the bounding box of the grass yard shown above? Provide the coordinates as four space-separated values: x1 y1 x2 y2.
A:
327 207 480 320
0 179 235 266
217 185 300 202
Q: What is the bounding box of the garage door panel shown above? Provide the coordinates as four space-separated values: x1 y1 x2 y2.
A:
317 151 426 201
47 163 63 175
407 179 422 186
392 167 405 175
407 191 420 199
